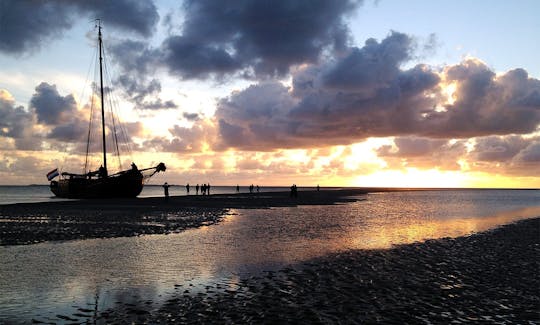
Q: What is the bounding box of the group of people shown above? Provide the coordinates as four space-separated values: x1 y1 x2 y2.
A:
185 183 211 195
248 184 260 193
162 182 212 198
162 182 316 199
290 184 298 197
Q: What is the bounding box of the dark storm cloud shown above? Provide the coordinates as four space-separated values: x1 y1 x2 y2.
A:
158 0 361 78
29 82 77 125
212 31 540 151
0 0 158 55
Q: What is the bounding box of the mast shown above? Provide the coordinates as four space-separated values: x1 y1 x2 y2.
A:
97 20 107 176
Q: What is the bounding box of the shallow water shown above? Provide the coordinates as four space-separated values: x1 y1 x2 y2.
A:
0 185 304 205
0 189 538 323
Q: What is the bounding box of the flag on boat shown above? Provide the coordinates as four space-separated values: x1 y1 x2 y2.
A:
46 168 59 181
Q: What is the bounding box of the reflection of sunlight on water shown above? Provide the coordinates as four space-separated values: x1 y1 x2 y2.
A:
1 190 538 323
348 206 540 249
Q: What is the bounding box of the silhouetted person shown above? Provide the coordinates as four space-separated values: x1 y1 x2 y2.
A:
290 184 298 198
131 162 138 171
98 165 107 178
163 182 170 200
207 183 211 195
317 184 320 191
236 184 240 193
256 185 260 193
196 184 199 195
186 183 190 195
250 184 254 193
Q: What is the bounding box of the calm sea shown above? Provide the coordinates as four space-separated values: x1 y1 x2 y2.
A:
0 184 302 205
0 189 539 323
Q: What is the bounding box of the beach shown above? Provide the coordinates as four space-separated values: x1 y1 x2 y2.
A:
0 189 538 323
0 189 364 246
53 217 540 324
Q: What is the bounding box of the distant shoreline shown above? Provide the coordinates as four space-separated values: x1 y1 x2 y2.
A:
0 184 538 190
1 189 538 246
0 189 365 245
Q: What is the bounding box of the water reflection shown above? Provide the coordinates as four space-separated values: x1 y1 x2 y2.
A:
0 190 538 323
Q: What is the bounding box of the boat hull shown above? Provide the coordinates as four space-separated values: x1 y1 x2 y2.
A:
50 170 144 199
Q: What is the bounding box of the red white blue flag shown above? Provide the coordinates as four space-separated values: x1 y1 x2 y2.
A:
46 168 59 181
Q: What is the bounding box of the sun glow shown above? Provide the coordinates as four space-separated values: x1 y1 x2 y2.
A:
354 168 468 188
443 82 457 105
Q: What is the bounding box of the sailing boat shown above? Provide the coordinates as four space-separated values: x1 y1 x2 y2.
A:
49 21 166 199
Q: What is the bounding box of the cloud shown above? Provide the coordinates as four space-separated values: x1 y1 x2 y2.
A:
29 82 77 125
142 119 217 153
183 112 200 121
322 31 413 90
0 0 158 55
471 136 529 162
161 36 241 79
115 75 177 110
47 120 88 142
515 140 540 163
422 63 540 138
465 135 540 177
75 0 159 37
212 32 540 151
113 0 361 80
0 90 34 138
376 137 467 170
377 137 448 157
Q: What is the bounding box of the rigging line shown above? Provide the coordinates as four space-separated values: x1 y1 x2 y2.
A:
101 47 122 170
100 42 133 160
84 45 99 174
102 45 134 164
60 28 99 176
89 55 102 172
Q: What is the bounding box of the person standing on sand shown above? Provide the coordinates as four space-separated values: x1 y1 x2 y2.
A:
186 183 190 195
236 184 240 193
163 182 170 199
196 184 199 195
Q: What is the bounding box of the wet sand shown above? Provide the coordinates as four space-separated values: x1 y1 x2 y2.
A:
0 189 365 245
53 217 539 324
2 190 539 323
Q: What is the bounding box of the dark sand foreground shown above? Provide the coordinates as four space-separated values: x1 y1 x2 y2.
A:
0 189 365 245
63 217 540 324
2 190 539 323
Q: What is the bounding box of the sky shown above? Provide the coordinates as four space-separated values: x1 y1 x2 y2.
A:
0 0 539 188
